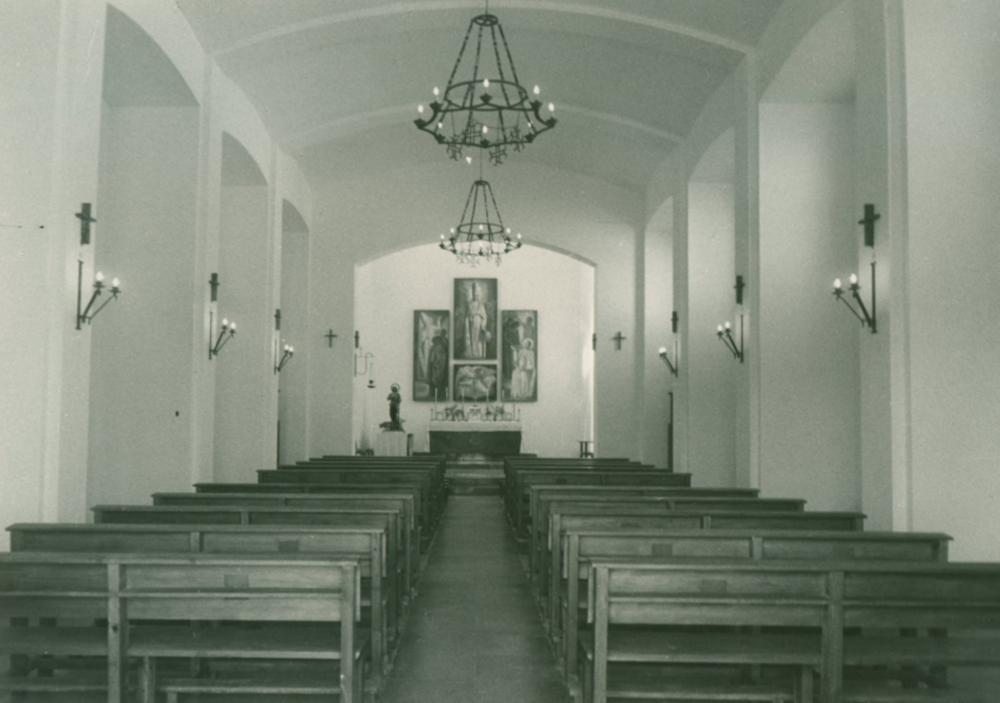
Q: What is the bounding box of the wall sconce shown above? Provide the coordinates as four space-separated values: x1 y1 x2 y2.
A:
275 343 294 373
716 318 744 362
658 311 679 376
716 274 745 362
832 204 879 334
209 318 237 359
76 266 121 330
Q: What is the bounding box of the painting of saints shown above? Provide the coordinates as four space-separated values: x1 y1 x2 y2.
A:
501 310 538 401
413 311 450 401
454 279 497 360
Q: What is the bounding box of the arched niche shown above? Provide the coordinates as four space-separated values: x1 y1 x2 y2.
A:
88 4 201 507
213 132 274 482
352 242 595 457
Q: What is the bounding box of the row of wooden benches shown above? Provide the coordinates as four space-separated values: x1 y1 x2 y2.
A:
1 454 448 702
502 456 1000 703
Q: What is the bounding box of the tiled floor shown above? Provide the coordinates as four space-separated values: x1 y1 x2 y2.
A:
380 496 573 703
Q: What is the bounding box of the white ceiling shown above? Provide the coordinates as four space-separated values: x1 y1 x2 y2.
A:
176 0 784 191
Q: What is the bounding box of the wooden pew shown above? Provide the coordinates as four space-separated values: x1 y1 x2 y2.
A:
530 495 808 589
90 505 397 682
557 529 951 683
152 491 417 596
582 559 1000 703
527 484 761 538
7 522 394 687
502 459 645 521
538 501 864 606
0 552 364 703
509 469 694 538
256 469 442 533
192 482 432 551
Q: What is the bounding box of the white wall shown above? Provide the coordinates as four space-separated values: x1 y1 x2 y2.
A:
354 243 594 457
904 0 1000 561
310 163 642 460
759 103 861 511
278 202 311 464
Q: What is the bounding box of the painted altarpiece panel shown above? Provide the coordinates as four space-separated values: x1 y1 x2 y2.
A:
453 278 498 361
413 310 450 401
453 364 498 402
501 310 538 402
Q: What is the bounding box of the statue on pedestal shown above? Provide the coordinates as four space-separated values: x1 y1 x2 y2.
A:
386 383 403 431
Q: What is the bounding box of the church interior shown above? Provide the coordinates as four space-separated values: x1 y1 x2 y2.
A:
2 0 1000 701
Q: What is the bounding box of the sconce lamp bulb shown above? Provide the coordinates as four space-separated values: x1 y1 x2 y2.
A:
717 324 724 333
833 278 842 290
95 271 105 283
724 321 732 330
533 85 540 95
850 273 858 285
222 318 229 328
111 277 120 289
230 322 236 332
433 86 440 96
417 104 424 114
658 347 667 355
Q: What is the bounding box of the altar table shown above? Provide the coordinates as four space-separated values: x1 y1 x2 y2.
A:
428 421 522 456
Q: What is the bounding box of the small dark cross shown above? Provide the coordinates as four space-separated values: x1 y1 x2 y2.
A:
325 329 338 348
209 273 220 303
612 332 627 351
274 308 281 331
592 333 597 351
671 311 679 334
734 275 745 305
859 203 880 248
76 203 96 245
354 331 361 349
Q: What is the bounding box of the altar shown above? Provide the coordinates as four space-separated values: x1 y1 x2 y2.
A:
428 420 522 457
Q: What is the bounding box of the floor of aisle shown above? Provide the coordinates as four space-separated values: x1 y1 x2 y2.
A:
380 496 573 703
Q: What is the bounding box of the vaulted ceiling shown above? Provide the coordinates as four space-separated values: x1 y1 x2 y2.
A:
176 0 784 191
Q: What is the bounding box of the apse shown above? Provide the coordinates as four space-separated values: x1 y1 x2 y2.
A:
353 243 595 457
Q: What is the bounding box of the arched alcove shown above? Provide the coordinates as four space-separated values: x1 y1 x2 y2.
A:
213 132 274 482
759 0 862 516
352 243 595 457
278 199 311 465
88 5 200 507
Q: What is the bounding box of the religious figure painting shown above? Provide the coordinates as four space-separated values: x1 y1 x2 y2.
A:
412 311 450 402
453 364 498 403
501 310 538 402
453 278 498 361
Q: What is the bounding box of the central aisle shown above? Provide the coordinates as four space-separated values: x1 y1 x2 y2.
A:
381 496 573 703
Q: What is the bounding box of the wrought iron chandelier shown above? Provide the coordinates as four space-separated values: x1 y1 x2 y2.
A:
415 7 556 165
439 174 522 267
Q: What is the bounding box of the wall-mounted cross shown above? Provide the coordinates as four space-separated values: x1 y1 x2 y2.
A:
734 274 745 306
354 331 361 349
859 203 880 248
274 308 282 331
325 329 338 348
209 273 220 303
612 332 627 351
592 333 597 351
76 203 96 246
